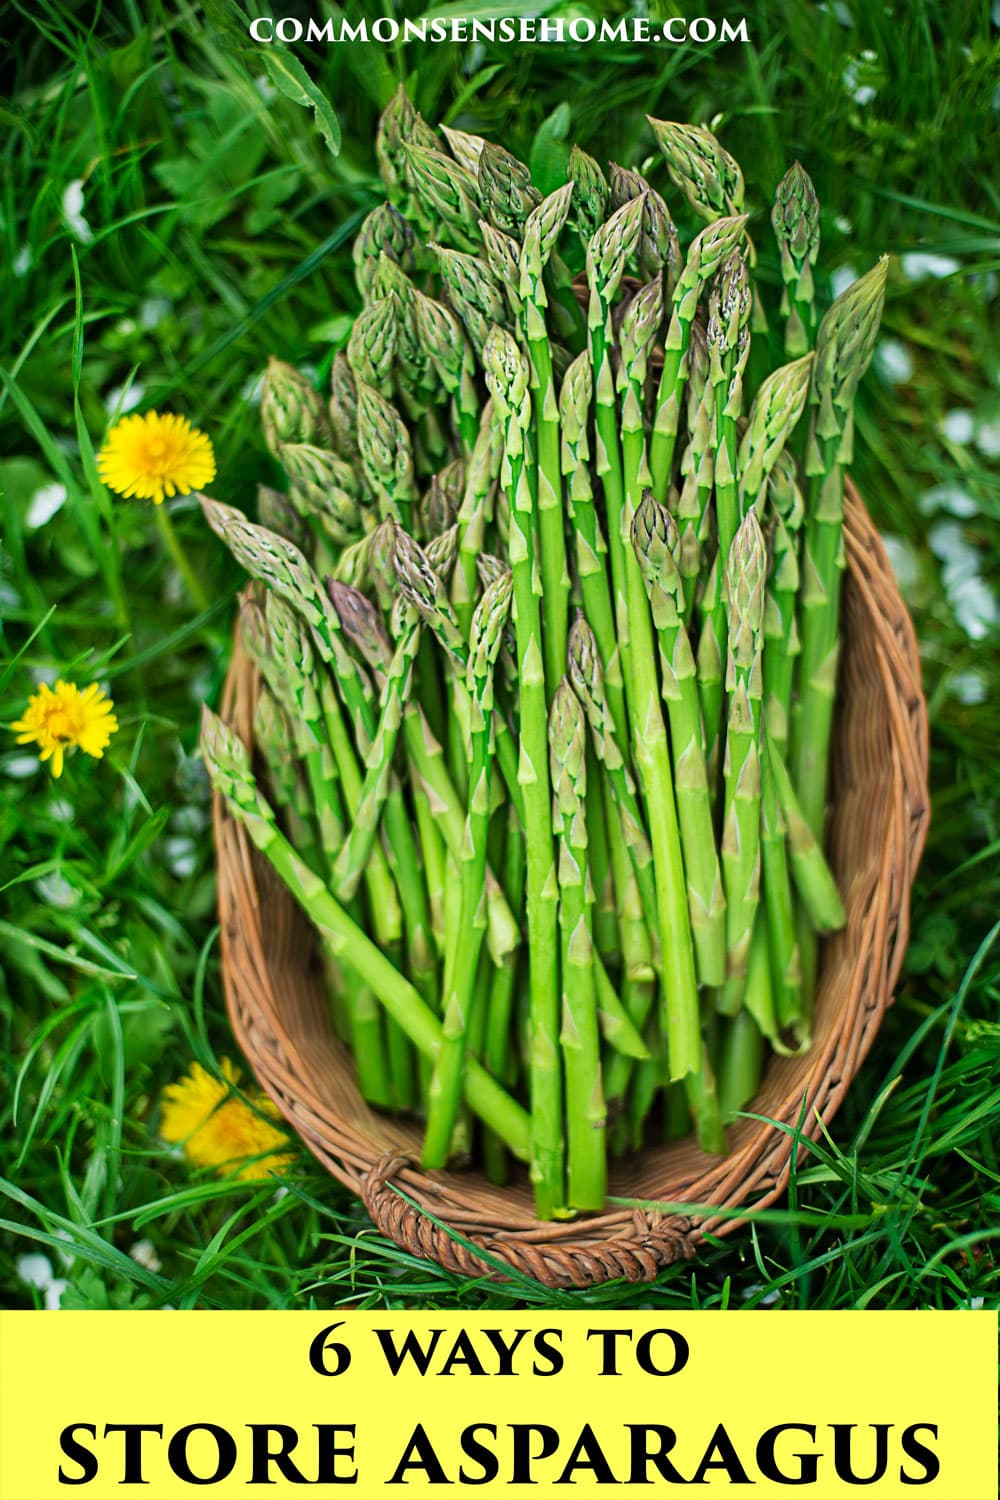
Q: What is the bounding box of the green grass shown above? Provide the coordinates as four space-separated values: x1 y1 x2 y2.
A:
2 0 999 1312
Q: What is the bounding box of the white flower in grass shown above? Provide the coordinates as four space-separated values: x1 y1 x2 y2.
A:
140 297 174 329
26 482 67 530
918 484 977 519
901 252 960 282
830 265 857 299
874 338 913 386
929 521 999 641
17 1254 69 1309
130 1240 162 1273
949 671 987 706
14 246 31 277
975 418 1000 458
941 410 975 446
62 180 94 244
104 383 145 418
881 535 921 593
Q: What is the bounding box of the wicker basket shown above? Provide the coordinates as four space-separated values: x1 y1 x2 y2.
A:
212 482 929 1288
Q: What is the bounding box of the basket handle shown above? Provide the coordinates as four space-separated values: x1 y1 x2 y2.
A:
361 1152 696 1289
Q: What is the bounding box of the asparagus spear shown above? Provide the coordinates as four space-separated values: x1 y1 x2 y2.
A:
615 279 713 1140
793 257 889 837
567 145 609 249
422 571 513 1168
479 219 523 316
631 492 726 987
430 242 510 359
353 202 415 304
279 441 364 549
762 449 804 759
401 141 481 251
549 679 606 1210
792 258 887 1006
483 326 564 1218
772 162 821 358
441 123 486 176
519 183 575 695
374 83 438 213
201 706 531 1157
346 297 397 396
647 215 749 503
328 353 360 465
608 163 681 289
478 141 540 237
675 322 713 615
257 484 308 553
646 117 745 223
718 509 767 1014
452 399 502 636
559 350 627 743
356 378 418 528
261 357 330 454
768 739 846 934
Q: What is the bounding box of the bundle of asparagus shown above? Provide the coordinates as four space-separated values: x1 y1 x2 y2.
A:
200 91 888 1220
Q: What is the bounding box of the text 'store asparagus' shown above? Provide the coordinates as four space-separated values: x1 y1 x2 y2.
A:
199 89 887 1220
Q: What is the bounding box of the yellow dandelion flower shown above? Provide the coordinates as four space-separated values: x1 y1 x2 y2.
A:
97 410 216 505
10 680 118 779
160 1058 293 1181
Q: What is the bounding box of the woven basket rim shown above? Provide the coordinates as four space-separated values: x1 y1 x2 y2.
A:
212 480 930 1288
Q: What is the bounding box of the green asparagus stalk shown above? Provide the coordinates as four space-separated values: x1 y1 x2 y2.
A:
202 705 531 1156
479 219 523 317
430 242 510 359
647 215 749 503
478 141 540 236
279 442 364 549
414 291 481 455
356 378 418 528
257 484 308 552
261 358 330 454
353 202 415 304
768 738 847 934
346 297 397 396
482 801 526 1183
771 162 821 357
585 195 646 728
631 492 726 987
718 509 767 1014
647 116 745 223
328 353 360 465
519 183 574 694
762 450 805 758
759 732 803 1043
374 84 438 213
567 145 609 249
615 278 712 1142
568 614 660 1110
483 325 564 1218
401 141 481 251
558 351 627 743
675 324 712 615
441 123 486 176
327 585 419 903
549 679 606 1210
422 570 513 1168
452 399 502 636
608 163 681 289
792 258 887 1007
793 257 889 837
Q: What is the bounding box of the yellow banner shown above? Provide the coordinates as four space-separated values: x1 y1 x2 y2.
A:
1 1311 995 1497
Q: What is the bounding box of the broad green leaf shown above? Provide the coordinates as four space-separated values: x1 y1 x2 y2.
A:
262 48 341 158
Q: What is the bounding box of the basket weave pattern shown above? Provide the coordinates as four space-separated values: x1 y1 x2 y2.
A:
212 484 929 1288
